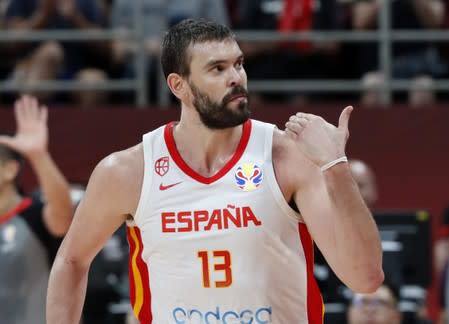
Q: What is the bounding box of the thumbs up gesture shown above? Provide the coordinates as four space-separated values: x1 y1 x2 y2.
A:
284 106 353 168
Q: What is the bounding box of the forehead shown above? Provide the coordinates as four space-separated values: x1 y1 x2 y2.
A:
188 40 242 68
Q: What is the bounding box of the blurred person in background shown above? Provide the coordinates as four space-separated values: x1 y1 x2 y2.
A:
351 0 447 105
348 159 378 208
348 280 433 324
4 0 110 105
408 75 437 108
359 71 387 108
0 95 73 324
234 0 345 104
352 0 446 78
347 280 403 324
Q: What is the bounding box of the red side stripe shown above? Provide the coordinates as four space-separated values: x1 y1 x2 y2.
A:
164 119 252 184
298 223 324 324
127 226 152 323
127 227 137 313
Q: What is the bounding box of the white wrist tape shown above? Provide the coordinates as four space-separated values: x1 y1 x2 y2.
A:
320 156 348 172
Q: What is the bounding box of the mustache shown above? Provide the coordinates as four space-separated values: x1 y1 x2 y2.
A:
223 86 248 103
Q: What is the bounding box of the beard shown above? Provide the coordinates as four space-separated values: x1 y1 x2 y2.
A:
189 81 250 129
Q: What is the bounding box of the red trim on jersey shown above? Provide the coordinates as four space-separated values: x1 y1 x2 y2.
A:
298 223 324 324
127 226 152 323
164 119 252 184
0 198 32 226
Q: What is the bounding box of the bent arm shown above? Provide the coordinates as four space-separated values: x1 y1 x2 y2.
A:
281 108 383 293
47 149 142 323
295 161 383 293
30 151 74 236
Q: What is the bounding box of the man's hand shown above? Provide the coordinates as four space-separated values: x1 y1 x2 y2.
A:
0 95 48 159
284 106 353 167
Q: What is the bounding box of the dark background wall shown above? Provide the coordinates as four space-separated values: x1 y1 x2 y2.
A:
1 103 447 318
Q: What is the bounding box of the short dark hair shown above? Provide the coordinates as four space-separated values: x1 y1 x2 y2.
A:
161 18 236 79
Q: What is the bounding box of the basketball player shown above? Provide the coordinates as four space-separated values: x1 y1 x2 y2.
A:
47 19 383 323
0 95 73 324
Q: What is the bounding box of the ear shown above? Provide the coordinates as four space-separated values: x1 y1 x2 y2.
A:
2 160 20 183
166 73 187 101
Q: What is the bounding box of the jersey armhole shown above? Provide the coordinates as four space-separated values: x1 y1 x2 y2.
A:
133 132 154 225
263 123 304 223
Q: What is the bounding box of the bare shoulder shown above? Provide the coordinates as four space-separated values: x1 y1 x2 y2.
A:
272 127 303 167
87 143 144 215
96 143 143 179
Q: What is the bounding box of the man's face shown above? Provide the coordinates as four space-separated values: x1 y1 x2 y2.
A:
347 286 402 324
186 40 250 129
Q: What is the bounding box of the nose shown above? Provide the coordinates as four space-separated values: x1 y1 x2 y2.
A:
228 67 244 87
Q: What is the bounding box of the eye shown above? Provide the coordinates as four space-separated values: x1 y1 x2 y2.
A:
235 60 244 69
214 65 224 72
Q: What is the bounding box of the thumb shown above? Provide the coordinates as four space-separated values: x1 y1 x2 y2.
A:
338 106 353 131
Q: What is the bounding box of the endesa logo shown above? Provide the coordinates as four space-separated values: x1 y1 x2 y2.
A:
172 306 272 324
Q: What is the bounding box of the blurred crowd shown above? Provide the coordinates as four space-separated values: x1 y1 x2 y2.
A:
0 0 448 108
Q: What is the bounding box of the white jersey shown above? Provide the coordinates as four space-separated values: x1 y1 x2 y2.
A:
129 119 323 324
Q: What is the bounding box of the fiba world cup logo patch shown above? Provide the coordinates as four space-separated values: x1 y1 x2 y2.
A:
235 163 263 191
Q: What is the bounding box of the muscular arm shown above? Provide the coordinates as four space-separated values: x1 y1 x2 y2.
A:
46 146 143 324
30 151 73 236
294 160 383 292
280 108 383 292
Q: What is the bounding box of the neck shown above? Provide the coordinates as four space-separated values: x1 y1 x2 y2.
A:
174 116 245 177
0 185 22 217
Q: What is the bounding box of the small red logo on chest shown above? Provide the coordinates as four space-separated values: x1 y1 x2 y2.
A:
159 182 183 191
155 156 169 176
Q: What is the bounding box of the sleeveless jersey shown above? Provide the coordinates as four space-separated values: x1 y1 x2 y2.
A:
129 119 323 324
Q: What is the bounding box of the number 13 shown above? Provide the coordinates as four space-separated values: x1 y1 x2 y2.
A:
197 250 232 288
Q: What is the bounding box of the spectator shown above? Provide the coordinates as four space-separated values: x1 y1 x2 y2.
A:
0 95 73 324
348 159 378 208
4 0 110 105
348 280 434 324
360 71 387 108
235 0 344 103
352 0 446 78
347 280 403 324
352 0 447 105
408 75 436 108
